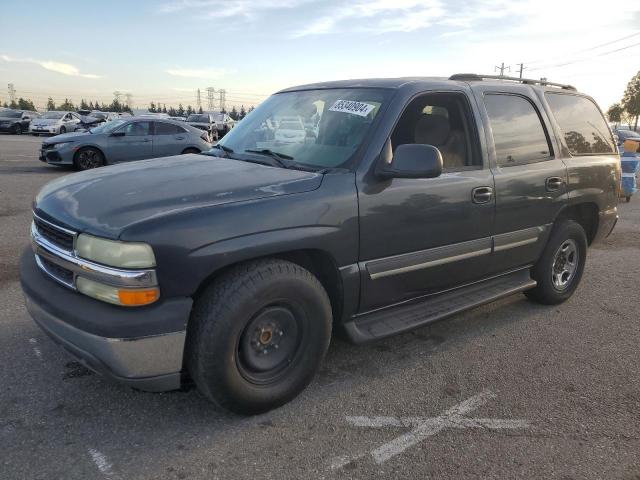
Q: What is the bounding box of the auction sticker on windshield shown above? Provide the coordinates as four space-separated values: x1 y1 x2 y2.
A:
329 100 376 117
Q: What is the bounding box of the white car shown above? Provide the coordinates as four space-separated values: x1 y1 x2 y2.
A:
274 118 306 144
30 111 81 135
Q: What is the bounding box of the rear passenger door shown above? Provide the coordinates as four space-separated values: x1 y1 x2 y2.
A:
152 121 188 157
471 85 567 274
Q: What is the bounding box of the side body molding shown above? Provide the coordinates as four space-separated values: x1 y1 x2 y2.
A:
365 224 551 280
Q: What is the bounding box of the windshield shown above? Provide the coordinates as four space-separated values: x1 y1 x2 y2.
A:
1 111 22 118
89 118 127 134
187 114 209 122
218 88 389 169
43 112 64 119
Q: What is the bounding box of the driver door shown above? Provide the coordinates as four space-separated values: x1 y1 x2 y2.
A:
108 121 153 162
357 90 496 311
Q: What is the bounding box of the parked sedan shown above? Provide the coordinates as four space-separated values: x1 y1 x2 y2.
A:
30 111 81 135
39 117 212 170
0 109 40 134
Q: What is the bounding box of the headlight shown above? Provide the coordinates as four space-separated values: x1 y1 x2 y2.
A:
52 142 72 149
76 233 156 268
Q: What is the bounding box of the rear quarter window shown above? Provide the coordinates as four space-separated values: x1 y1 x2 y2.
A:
545 93 615 155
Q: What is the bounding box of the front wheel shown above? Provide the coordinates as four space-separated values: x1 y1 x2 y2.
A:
525 220 587 305
13 124 22 135
73 147 104 170
187 259 332 414
59 126 66 134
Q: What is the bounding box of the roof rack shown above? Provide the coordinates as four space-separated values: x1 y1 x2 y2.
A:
448 73 577 91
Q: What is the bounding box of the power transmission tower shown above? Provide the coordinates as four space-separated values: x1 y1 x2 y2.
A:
219 89 226 111
516 63 525 78
125 93 133 109
196 88 202 110
206 87 215 110
494 63 510 76
8 83 16 104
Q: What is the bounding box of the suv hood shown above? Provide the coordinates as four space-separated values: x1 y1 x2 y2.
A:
34 154 323 238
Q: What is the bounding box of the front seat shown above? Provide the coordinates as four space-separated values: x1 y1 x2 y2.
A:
414 114 466 169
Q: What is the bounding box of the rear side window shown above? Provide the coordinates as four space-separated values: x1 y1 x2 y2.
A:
484 94 552 166
545 93 615 155
154 122 185 135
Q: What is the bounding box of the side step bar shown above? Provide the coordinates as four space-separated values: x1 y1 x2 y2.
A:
343 269 536 344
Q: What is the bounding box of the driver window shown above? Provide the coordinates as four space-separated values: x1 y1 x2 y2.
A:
390 93 479 171
121 121 150 136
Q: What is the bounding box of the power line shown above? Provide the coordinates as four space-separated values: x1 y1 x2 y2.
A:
529 41 640 71
525 31 640 66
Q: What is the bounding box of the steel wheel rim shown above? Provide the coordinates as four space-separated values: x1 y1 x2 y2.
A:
78 149 101 169
236 303 304 385
551 239 579 291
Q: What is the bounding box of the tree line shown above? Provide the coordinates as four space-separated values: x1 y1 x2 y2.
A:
2 97 133 113
148 102 254 120
607 70 640 130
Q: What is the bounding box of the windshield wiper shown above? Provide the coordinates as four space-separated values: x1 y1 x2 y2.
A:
244 149 297 169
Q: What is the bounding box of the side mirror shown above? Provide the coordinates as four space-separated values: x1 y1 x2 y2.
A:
110 131 125 137
23 116 30 120
376 142 443 179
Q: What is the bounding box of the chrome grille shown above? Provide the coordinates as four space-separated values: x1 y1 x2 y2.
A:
33 215 75 252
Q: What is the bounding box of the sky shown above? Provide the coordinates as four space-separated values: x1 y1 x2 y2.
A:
1 0 640 111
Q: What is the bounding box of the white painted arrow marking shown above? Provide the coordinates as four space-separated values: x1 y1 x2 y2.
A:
338 390 529 467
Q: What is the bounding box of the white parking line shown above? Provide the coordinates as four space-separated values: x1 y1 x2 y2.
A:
334 390 529 468
28 338 42 360
88 448 116 477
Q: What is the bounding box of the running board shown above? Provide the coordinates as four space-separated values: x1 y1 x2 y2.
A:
343 269 536 344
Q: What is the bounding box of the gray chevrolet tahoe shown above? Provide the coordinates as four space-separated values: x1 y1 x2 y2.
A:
20 74 620 414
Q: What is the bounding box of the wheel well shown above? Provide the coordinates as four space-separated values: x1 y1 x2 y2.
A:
182 147 201 154
192 249 344 323
556 203 599 244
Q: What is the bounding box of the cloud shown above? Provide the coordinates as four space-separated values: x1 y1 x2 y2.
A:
0 54 100 78
166 67 230 79
159 0 306 18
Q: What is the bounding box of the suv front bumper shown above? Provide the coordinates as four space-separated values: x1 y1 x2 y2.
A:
20 249 193 392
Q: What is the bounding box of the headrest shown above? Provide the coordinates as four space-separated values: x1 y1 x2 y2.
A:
414 114 450 146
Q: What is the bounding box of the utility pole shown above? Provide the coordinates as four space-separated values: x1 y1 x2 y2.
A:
516 63 525 78
206 87 215 110
8 83 16 104
494 63 510 77
196 88 202 110
219 89 226 112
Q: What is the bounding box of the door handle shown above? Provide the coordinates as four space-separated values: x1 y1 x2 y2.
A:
545 176 564 191
472 186 493 204
142 138 151 142
175 136 185 140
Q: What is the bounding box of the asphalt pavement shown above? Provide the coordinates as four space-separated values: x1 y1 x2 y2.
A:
1 133 639 479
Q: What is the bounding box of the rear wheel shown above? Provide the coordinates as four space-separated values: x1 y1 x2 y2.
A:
182 147 200 154
525 220 587 305
73 147 104 170
187 259 332 414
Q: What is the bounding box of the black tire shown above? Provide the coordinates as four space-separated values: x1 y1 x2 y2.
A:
525 220 587 305
187 259 332 415
59 126 66 134
73 147 104 170
182 147 200 154
13 124 22 135
626 196 631 203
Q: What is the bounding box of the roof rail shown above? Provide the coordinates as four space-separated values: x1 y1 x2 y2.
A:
449 73 577 91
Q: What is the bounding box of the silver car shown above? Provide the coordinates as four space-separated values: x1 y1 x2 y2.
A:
39 117 213 170
29 111 81 135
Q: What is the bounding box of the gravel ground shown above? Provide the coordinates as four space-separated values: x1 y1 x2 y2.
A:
1 134 639 479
